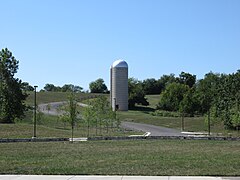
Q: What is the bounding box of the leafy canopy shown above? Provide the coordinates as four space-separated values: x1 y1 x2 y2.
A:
0 48 28 123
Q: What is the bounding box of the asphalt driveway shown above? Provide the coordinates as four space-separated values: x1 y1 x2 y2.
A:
122 121 183 136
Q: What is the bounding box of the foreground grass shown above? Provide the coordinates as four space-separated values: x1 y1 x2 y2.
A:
0 121 134 139
0 140 239 175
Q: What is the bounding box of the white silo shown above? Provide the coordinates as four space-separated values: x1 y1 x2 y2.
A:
110 60 128 111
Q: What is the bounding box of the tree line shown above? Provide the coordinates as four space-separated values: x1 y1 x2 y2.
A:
42 83 83 93
132 71 240 130
41 78 108 93
1 48 239 130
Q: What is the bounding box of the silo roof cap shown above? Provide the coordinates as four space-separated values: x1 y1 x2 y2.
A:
112 60 128 68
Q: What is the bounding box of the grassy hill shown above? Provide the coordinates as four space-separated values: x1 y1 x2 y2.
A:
1 92 239 138
26 91 103 105
0 92 133 139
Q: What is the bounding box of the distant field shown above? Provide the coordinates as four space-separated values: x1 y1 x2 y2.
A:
26 91 104 105
146 94 160 108
0 140 239 175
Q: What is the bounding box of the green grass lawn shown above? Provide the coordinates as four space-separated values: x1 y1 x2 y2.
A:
146 94 160 108
118 109 205 131
118 108 240 136
0 92 131 139
118 95 240 136
0 140 239 175
0 111 136 139
0 122 134 138
2 93 238 138
1 93 240 176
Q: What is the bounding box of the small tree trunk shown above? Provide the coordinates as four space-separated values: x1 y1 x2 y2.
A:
87 119 90 137
112 114 114 132
71 123 74 143
208 111 211 136
100 119 102 135
181 112 185 131
96 119 98 136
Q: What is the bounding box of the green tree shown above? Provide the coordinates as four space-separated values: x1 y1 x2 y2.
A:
73 85 83 93
231 70 240 130
142 78 161 95
0 48 28 123
43 84 61 92
231 109 240 131
61 84 83 93
195 72 221 134
59 92 79 141
179 88 198 130
82 96 117 136
62 84 74 92
177 71 196 88
157 82 189 112
82 102 93 136
22 82 34 91
43 83 53 91
157 74 176 92
89 78 108 93
128 78 149 109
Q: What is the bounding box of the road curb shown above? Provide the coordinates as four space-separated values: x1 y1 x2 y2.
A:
0 135 239 143
0 137 69 143
88 135 240 141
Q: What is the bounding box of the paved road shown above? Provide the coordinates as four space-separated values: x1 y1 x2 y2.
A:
0 175 239 180
38 102 66 116
38 102 88 116
122 121 184 136
38 102 184 137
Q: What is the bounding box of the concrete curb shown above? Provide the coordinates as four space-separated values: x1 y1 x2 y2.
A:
88 135 240 141
0 135 239 143
0 137 69 143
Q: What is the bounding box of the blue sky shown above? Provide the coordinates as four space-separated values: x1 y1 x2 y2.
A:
1 0 240 90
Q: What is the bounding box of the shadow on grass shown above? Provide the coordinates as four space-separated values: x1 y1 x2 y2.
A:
129 106 155 113
54 127 71 131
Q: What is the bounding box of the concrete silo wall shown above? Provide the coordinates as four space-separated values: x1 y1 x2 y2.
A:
111 67 128 111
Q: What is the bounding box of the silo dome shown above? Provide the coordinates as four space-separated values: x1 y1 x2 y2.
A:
112 60 128 68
